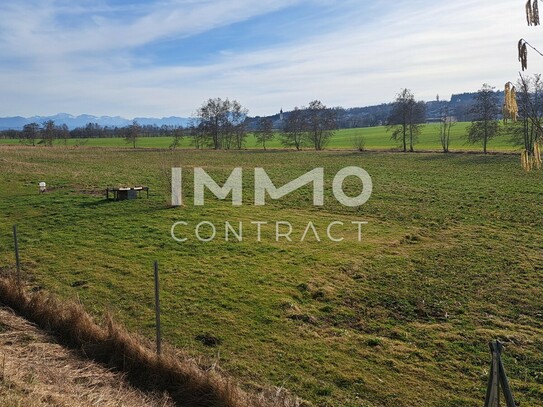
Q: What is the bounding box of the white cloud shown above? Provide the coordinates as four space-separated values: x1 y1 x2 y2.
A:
0 0 537 117
0 0 305 56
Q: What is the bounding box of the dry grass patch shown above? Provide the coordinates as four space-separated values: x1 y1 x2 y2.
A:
0 277 302 407
0 306 174 407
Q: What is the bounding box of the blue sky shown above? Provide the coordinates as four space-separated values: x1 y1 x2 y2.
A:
0 0 535 118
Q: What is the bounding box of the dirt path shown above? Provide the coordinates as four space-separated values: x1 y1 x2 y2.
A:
0 306 175 407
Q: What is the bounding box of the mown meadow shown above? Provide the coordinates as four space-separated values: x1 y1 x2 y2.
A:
0 145 542 406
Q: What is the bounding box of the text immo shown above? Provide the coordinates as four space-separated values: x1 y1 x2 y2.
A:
171 167 372 207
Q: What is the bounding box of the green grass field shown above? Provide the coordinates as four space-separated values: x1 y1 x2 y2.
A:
1 145 542 406
0 122 522 151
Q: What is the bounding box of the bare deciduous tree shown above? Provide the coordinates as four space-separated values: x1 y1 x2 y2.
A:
231 100 249 150
281 107 306 150
194 98 248 150
125 120 141 148
21 122 40 146
467 84 501 154
256 117 274 150
352 135 366 151
507 74 543 170
305 100 337 150
41 120 57 147
169 126 184 149
387 89 426 152
59 123 70 146
438 104 456 153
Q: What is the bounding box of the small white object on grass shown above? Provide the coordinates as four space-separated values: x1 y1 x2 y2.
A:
39 181 46 193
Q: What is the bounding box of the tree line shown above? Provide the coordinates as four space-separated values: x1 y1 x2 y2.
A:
1 81 541 158
0 98 338 151
0 120 184 146
170 98 338 151
386 74 542 160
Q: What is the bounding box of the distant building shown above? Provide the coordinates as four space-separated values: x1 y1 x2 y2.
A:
279 108 283 121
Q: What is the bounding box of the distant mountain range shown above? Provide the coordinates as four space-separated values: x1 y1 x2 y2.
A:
0 113 191 130
0 90 497 131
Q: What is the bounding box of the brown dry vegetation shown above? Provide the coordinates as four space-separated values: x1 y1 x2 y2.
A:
0 277 301 407
0 306 175 407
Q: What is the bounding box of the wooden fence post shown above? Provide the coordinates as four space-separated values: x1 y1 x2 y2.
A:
13 225 21 286
484 340 517 407
154 260 162 355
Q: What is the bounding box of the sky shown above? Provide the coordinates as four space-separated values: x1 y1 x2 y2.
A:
0 0 537 118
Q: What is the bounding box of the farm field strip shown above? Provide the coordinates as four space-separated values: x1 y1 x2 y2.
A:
0 123 521 151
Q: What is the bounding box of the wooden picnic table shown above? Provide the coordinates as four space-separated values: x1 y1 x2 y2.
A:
106 186 149 200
